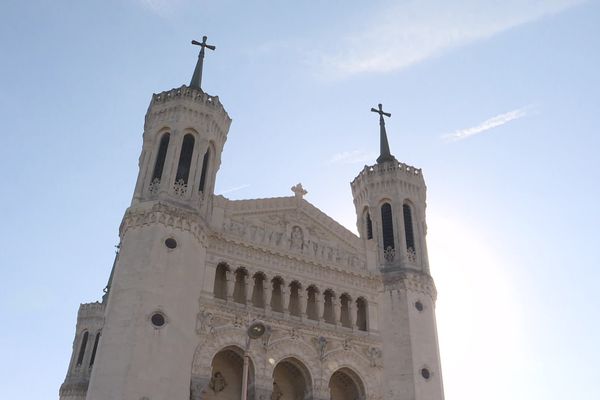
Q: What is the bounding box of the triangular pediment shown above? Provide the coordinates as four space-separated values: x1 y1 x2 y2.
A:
213 195 366 271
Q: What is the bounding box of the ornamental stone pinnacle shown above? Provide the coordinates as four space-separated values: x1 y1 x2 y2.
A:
190 36 216 90
371 103 397 164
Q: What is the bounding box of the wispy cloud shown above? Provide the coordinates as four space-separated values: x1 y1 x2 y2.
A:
329 150 376 165
220 184 250 195
443 106 531 142
315 0 585 78
135 0 187 17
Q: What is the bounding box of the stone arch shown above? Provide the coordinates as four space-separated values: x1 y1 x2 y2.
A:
329 367 366 400
267 338 320 380
192 328 248 375
201 345 256 400
272 357 313 400
322 351 374 400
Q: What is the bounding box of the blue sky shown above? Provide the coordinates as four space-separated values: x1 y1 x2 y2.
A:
1 1 599 398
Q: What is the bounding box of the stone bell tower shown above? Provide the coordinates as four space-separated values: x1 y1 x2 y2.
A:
351 104 444 400
69 37 232 400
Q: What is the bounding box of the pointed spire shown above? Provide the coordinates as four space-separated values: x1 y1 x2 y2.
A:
371 103 396 164
189 36 216 90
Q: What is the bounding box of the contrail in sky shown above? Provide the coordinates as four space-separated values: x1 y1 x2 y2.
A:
443 107 530 142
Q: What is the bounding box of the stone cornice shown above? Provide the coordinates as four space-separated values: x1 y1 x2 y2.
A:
381 269 437 301
119 201 208 244
197 298 381 347
208 234 381 294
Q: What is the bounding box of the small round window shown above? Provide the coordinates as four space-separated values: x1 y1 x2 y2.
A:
151 312 166 328
415 301 424 312
165 238 177 249
421 368 431 380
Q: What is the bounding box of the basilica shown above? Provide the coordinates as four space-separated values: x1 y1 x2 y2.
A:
59 39 445 400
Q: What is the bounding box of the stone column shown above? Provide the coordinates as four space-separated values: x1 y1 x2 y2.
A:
332 296 340 327
299 288 307 320
282 286 290 317
317 293 324 323
244 276 252 306
226 270 235 302
348 298 355 330
263 279 272 313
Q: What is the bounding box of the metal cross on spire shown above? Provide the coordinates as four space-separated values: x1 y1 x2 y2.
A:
189 36 216 90
371 103 396 164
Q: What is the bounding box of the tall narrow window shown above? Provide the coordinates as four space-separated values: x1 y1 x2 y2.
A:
198 148 210 192
89 332 101 367
381 203 395 251
233 268 248 304
288 282 301 316
365 211 373 240
151 133 170 181
76 331 89 366
213 263 228 300
271 277 284 312
306 286 319 321
403 204 415 252
356 298 368 331
251 273 265 308
323 290 336 324
175 134 195 184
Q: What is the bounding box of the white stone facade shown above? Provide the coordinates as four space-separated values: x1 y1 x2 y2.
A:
60 84 444 400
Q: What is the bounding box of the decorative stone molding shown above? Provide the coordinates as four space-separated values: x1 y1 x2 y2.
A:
172 179 188 198
207 239 380 293
59 381 89 397
381 270 437 300
148 178 160 197
119 202 207 245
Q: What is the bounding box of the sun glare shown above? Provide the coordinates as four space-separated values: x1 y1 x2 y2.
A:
429 213 528 400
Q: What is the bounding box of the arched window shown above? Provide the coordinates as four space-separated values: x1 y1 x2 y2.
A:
175 134 195 185
233 268 248 304
89 332 101 367
251 273 266 308
198 148 210 192
381 203 395 251
76 331 89 366
151 133 170 181
306 286 319 321
213 263 228 300
323 290 336 324
271 277 284 312
340 294 352 328
365 211 373 240
356 298 368 331
288 281 302 317
403 204 415 252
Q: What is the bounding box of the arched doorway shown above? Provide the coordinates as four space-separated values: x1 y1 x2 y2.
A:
204 346 255 400
272 357 312 400
329 367 365 400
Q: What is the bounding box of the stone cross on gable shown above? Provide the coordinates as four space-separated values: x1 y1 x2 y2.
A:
291 183 307 199
190 36 216 90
